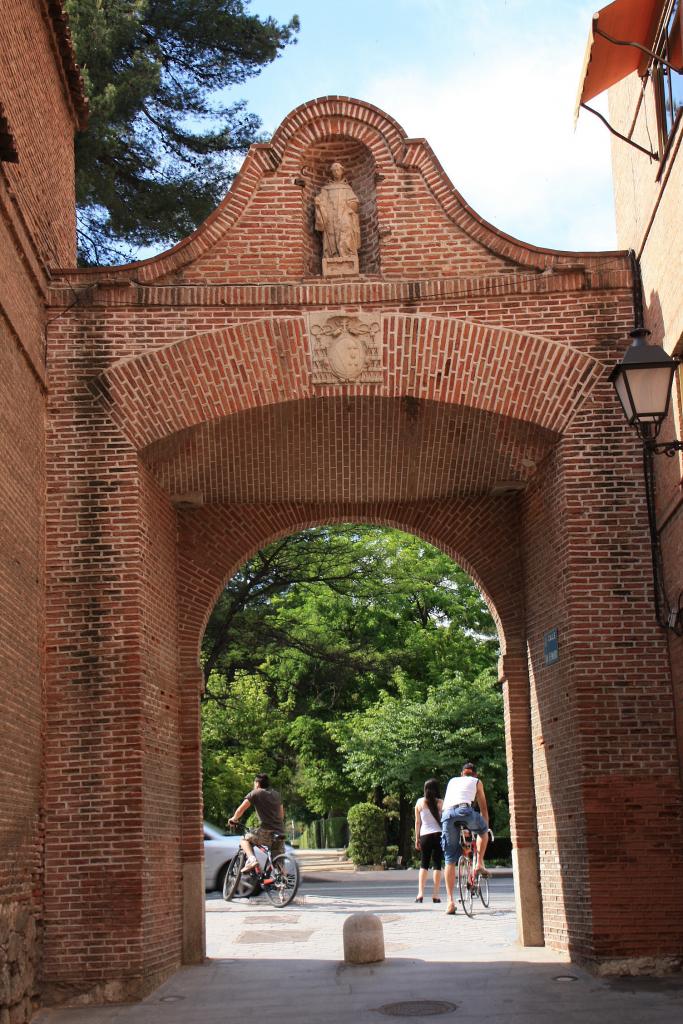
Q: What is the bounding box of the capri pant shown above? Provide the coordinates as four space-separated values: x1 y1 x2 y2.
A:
419 831 444 871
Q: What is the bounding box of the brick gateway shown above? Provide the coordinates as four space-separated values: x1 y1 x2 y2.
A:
12 88 683 1008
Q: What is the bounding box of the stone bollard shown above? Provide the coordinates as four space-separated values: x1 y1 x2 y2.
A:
343 912 385 964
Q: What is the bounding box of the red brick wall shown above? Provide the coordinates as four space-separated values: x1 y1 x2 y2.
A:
42 334 184 1004
523 373 683 965
0 2 82 1019
0 319 45 1023
609 53 683 794
139 465 183 981
1 0 78 269
523 441 579 952
43 318 144 1000
37 95 683 1002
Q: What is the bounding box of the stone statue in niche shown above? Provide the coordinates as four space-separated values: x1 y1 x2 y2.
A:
314 162 361 277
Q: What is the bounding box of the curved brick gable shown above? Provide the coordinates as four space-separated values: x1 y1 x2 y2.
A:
53 96 624 284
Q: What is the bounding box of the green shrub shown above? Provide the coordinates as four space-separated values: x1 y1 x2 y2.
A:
347 802 386 865
297 817 349 849
297 822 317 849
323 816 349 848
382 844 399 868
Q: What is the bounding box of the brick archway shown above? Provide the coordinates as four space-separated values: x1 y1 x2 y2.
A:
174 498 539 958
43 96 683 1005
93 314 601 454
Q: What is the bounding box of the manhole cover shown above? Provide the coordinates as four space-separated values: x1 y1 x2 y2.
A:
377 1001 457 1017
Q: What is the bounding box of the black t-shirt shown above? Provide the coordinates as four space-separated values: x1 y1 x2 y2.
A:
245 787 283 832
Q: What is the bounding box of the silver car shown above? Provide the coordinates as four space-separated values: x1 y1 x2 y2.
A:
203 821 295 892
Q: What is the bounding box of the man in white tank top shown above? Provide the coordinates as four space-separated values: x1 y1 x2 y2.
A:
441 762 490 915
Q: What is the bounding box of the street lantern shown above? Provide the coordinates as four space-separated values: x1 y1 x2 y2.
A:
610 327 683 633
608 328 679 441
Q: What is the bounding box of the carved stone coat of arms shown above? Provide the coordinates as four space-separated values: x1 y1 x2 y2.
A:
308 313 383 385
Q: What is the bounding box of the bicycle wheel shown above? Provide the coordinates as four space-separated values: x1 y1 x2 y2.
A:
264 853 300 907
478 873 490 908
222 851 246 901
457 855 474 917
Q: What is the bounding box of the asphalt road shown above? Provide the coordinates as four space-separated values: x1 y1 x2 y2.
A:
207 869 515 912
300 872 515 907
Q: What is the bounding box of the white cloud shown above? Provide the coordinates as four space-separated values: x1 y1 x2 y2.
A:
366 18 617 252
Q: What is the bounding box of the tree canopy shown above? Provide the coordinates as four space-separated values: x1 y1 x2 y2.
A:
201 525 506 858
65 0 299 264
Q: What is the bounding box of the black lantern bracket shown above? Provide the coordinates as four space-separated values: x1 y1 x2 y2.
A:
609 254 683 633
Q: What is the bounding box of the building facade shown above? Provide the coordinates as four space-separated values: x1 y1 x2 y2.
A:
1 3 682 1021
0 2 86 1020
601 0 683 771
577 0 683 831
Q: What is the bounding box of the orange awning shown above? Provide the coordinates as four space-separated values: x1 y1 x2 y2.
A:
575 0 664 118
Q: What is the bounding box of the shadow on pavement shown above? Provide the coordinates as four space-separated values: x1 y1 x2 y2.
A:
35 956 683 1024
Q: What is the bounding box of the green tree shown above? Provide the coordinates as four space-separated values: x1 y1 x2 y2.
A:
203 527 497 705
288 715 362 817
65 0 299 263
201 526 503 832
333 669 508 860
202 670 292 825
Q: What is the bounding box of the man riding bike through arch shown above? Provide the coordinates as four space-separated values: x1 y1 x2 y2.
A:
441 761 491 914
228 773 285 872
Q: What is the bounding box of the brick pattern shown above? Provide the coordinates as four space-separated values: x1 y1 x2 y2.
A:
609 58 683 810
0 3 82 1020
93 313 600 455
53 96 628 284
42 315 185 1005
523 374 683 962
21 91 683 1006
142 395 559 506
0 321 45 1023
139 466 183 982
0 1 78 270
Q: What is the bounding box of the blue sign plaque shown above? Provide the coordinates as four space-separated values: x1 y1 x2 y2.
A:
544 628 559 665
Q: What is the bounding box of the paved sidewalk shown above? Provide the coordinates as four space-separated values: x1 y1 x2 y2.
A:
36 873 683 1023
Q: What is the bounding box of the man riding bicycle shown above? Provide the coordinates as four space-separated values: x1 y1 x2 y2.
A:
441 762 491 915
228 773 285 873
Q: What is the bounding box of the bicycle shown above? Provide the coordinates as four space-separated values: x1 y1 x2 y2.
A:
222 825 300 908
457 828 491 917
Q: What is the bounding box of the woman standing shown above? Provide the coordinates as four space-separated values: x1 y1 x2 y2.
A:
414 778 443 903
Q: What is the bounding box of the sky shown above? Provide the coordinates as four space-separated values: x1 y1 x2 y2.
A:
227 0 617 253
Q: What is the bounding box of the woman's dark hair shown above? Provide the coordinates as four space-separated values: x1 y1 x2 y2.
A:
423 778 441 825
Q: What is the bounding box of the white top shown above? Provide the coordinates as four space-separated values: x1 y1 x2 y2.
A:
443 775 478 810
415 798 441 836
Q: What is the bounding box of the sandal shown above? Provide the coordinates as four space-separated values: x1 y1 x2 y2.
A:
446 904 456 915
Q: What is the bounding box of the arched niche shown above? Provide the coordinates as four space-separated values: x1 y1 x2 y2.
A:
301 138 380 276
